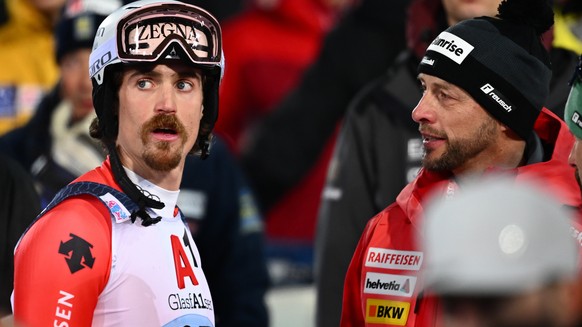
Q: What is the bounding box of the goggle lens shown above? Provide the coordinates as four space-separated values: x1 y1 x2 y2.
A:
117 4 221 65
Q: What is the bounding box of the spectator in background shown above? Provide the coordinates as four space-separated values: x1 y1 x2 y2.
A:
216 0 356 285
546 0 582 119
239 0 409 284
340 0 582 325
314 0 582 324
554 0 582 57
0 0 119 206
186 0 245 22
421 177 581 327
0 0 66 134
216 0 352 153
0 155 41 318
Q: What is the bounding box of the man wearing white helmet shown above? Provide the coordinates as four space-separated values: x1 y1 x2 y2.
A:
12 1 224 326
421 178 580 327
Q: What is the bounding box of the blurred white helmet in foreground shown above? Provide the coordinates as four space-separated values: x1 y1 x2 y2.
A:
422 177 579 296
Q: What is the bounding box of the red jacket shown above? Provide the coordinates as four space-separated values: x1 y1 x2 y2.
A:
340 108 582 327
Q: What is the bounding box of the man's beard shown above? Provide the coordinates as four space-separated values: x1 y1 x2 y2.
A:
140 114 188 171
422 118 497 172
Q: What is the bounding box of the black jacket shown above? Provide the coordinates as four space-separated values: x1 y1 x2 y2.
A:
240 0 410 211
315 52 423 327
180 139 270 327
0 154 40 314
0 84 68 206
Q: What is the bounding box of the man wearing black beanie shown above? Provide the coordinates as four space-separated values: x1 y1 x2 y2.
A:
416 0 552 142
340 0 582 326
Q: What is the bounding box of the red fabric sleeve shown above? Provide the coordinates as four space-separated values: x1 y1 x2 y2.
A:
13 196 111 327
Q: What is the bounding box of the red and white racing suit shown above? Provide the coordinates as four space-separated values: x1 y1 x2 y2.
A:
340 109 582 327
12 158 214 327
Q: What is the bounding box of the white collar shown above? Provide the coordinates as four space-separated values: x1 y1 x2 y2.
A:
123 167 180 220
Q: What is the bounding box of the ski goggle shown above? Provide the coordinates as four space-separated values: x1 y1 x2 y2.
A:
116 3 222 66
565 55 582 139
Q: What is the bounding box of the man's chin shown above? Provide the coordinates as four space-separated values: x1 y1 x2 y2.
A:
422 152 445 171
143 148 182 171
145 157 181 172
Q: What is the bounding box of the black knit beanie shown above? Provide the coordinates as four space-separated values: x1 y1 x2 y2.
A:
417 0 554 140
55 12 107 63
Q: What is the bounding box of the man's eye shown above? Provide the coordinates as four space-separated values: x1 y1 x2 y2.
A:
439 92 450 100
137 80 152 89
177 81 193 91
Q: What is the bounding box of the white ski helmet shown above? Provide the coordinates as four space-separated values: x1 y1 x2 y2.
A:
88 0 224 158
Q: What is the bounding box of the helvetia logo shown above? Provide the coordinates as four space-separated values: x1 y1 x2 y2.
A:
427 31 474 64
364 272 417 297
480 83 513 112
